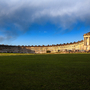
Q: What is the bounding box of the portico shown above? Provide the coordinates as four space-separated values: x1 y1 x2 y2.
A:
84 32 90 50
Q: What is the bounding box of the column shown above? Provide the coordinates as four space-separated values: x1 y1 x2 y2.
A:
84 37 86 45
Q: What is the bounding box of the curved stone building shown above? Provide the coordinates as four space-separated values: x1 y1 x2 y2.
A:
0 32 90 53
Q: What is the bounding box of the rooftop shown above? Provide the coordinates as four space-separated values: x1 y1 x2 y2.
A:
84 32 90 36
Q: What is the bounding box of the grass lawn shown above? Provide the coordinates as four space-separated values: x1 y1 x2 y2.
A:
0 54 90 90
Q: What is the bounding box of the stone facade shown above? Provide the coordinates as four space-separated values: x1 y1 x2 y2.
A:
0 32 90 53
83 32 90 51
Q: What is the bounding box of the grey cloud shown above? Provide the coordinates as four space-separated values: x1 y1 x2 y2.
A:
0 0 90 26
0 0 90 42
0 36 5 42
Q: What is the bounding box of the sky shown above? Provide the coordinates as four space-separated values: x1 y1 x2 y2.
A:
0 0 90 46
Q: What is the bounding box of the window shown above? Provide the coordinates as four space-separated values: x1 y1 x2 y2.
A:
86 47 88 50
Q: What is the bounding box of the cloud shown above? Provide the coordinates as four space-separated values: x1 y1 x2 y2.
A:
0 0 90 41
0 36 5 42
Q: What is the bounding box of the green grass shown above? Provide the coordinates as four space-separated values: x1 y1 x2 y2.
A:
0 54 90 90
0 53 35 56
